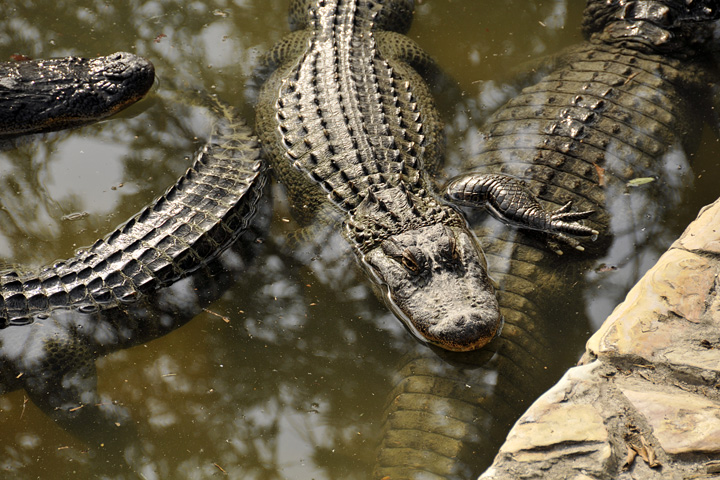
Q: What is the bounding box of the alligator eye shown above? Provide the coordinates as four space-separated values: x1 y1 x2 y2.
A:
401 249 422 274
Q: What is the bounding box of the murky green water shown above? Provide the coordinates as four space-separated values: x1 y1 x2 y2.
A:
0 1 719 479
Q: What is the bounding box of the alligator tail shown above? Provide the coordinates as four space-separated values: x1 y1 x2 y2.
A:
0 102 267 327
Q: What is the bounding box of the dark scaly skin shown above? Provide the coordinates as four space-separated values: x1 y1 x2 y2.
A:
255 0 593 352
0 103 267 327
446 173 599 250
0 52 154 138
375 1 720 477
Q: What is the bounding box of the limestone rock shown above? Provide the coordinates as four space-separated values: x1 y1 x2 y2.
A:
586 248 720 377
673 200 720 255
480 199 720 479
623 387 720 455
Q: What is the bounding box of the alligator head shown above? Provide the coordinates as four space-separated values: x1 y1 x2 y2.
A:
345 186 501 352
2 52 155 138
32 52 155 124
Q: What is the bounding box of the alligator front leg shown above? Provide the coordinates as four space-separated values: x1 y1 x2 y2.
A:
445 173 599 251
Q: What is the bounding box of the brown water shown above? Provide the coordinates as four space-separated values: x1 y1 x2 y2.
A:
0 1 719 479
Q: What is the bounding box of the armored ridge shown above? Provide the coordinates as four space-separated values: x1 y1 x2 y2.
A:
0 52 154 138
0 103 267 327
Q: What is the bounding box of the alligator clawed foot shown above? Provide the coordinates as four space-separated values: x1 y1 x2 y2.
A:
445 173 599 249
548 201 600 239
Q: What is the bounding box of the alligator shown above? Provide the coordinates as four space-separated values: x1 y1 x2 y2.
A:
0 52 155 139
375 0 720 477
0 2 604 473
254 0 596 352
0 2 596 348
446 0 720 250
0 101 268 474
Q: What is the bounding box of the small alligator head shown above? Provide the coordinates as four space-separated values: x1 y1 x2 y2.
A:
345 187 501 352
3 52 155 138
84 52 155 116
582 0 720 53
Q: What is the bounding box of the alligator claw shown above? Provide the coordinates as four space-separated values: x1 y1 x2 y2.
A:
553 201 573 215
548 202 599 238
551 201 595 221
547 231 595 255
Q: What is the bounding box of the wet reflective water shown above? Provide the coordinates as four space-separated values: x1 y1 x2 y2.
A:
1 1 719 478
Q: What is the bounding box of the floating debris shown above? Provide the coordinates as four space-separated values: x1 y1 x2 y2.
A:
592 162 606 187
61 211 89 221
626 177 655 187
594 263 618 273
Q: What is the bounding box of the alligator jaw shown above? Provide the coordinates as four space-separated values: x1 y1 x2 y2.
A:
359 223 501 351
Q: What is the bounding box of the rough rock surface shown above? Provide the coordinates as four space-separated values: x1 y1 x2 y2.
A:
480 198 720 480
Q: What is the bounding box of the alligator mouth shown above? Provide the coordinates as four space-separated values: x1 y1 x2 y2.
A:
384 284 502 352
421 309 503 352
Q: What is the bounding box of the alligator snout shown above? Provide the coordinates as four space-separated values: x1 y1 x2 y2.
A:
424 307 501 352
90 52 155 81
84 52 155 115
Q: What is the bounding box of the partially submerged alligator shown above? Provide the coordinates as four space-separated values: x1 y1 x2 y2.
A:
0 3 593 474
375 0 720 477
255 0 595 351
447 0 720 247
0 52 154 138
0 1 595 352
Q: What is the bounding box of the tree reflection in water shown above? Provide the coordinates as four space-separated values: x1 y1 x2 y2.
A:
0 1 719 478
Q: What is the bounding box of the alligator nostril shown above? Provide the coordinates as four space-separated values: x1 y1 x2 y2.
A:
453 315 467 328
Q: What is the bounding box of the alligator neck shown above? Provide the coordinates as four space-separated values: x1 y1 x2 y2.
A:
345 183 467 253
